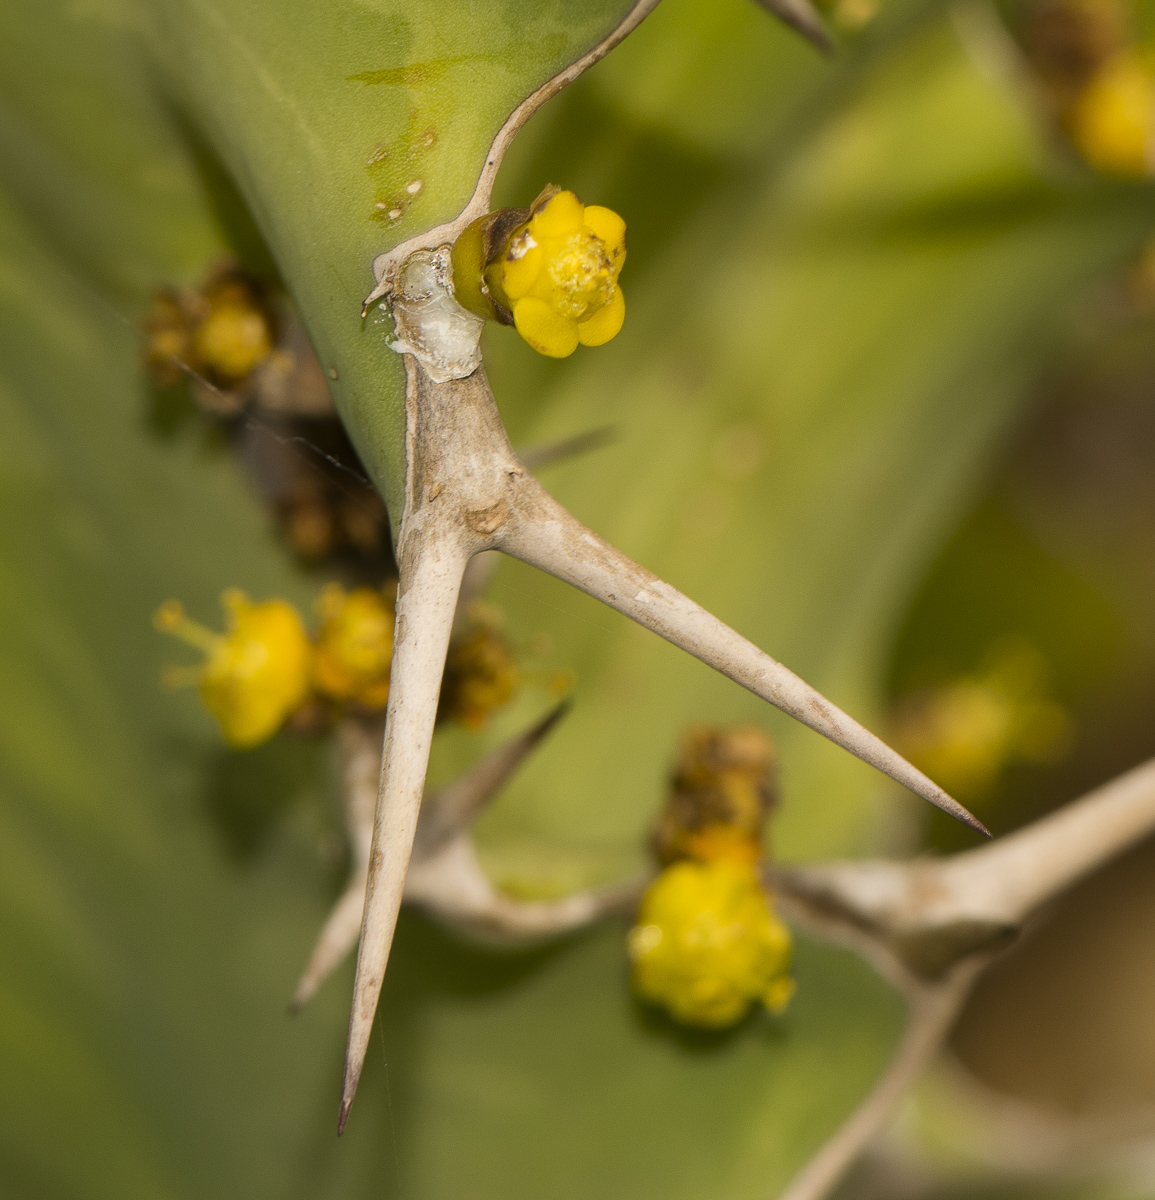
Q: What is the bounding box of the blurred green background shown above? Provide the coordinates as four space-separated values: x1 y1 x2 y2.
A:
4 0 1155 1195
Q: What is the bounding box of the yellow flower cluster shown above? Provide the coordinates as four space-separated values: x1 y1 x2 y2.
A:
629 724 794 1029
156 586 527 747
452 187 627 358
1069 51 1155 175
154 583 396 747
629 859 795 1029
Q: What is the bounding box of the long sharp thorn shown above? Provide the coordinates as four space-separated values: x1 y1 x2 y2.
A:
502 484 989 838
338 538 466 1135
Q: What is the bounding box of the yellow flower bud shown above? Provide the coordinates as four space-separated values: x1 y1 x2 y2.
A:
141 269 275 390
451 186 627 359
154 589 312 748
312 583 394 708
629 859 794 1029
1069 52 1155 176
193 278 275 384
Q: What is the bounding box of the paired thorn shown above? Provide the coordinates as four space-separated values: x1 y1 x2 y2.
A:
778 753 1155 977
335 356 988 1133
767 756 1155 1198
319 696 635 1135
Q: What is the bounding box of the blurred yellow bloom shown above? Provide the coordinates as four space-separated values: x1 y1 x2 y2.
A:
453 187 627 358
142 269 275 388
312 583 394 708
1069 51 1155 175
629 859 794 1029
193 288 274 384
893 640 1073 801
154 589 312 749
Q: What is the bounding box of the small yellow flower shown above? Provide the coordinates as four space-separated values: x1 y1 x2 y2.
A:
312 583 394 708
141 269 275 389
1069 51 1155 175
193 278 275 384
452 186 627 358
154 589 312 748
629 859 794 1029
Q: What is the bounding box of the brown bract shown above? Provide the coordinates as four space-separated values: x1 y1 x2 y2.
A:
653 725 778 865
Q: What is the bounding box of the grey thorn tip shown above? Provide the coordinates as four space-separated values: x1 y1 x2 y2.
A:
937 790 991 838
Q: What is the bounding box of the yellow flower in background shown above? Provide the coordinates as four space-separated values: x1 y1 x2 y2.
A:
629 859 794 1029
312 583 394 708
141 268 275 389
1069 51 1155 175
194 306 272 384
892 639 1073 802
154 589 312 748
193 277 275 384
452 187 627 358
